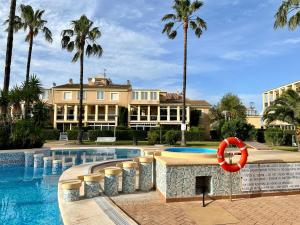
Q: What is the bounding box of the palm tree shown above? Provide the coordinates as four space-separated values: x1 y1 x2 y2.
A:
162 0 207 146
10 4 52 118
9 85 23 119
263 89 300 151
61 15 103 144
21 75 43 118
3 0 17 117
274 0 300 30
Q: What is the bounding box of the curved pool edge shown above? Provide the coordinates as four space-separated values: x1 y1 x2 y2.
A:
57 160 138 225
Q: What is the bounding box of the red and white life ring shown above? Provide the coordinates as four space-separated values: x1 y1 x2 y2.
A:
217 137 248 172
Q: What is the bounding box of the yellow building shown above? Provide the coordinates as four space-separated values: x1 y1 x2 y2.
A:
42 75 211 132
262 80 300 129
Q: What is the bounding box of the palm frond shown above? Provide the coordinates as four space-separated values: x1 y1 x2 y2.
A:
162 13 177 21
72 52 80 62
43 26 53 43
162 22 175 34
190 0 204 13
168 30 177 39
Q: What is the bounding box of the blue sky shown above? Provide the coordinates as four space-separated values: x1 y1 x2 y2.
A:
0 0 300 113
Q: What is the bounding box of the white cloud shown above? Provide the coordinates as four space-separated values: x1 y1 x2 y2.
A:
0 0 181 88
220 49 276 61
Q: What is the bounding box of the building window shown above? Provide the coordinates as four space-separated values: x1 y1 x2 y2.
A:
150 92 157 100
63 91 72 100
132 91 139 100
97 91 104 100
141 91 148 100
110 92 119 101
77 91 86 100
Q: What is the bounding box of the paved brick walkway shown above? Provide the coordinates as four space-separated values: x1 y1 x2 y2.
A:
112 192 300 225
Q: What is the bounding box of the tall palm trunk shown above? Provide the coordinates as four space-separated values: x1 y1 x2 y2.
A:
77 44 85 144
181 21 188 146
3 0 17 117
24 32 34 119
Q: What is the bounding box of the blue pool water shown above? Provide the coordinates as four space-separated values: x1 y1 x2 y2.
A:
0 148 140 225
165 147 217 153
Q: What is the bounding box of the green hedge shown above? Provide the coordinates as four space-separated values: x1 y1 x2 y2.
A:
88 129 147 141
146 130 205 144
41 129 60 140
264 128 285 146
67 130 79 140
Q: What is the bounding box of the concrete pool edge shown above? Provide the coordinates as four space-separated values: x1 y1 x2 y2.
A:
56 146 158 225
57 160 139 225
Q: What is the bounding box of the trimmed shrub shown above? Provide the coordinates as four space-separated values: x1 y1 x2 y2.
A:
147 130 160 145
185 131 205 141
88 129 147 141
264 128 285 146
164 130 180 145
67 130 79 140
41 129 60 140
221 119 256 141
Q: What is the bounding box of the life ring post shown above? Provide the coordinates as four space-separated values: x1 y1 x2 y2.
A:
217 137 249 201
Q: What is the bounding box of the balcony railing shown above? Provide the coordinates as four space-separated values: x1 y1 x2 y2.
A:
98 114 105 121
170 115 178 121
67 114 74 120
140 115 147 121
57 114 64 120
131 115 138 121
160 115 167 121
108 114 116 121
150 115 157 121
88 114 95 121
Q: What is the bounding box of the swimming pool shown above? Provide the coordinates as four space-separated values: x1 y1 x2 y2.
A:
165 147 217 153
0 148 140 225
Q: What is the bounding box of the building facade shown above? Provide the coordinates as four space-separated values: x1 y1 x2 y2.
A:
43 76 211 133
262 80 300 129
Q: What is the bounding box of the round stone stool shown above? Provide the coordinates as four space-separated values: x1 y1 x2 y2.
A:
25 152 34 167
52 160 62 174
139 157 153 191
115 162 124 168
63 162 73 171
61 180 82 202
104 167 122 196
83 174 103 198
43 157 53 169
122 162 137 194
34 154 44 168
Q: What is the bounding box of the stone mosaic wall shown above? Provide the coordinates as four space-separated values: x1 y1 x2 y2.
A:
0 152 25 168
156 160 242 199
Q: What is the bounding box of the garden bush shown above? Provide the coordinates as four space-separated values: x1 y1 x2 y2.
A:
67 130 79 140
88 129 147 141
185 131 205 141
164 130 180 145
221 119 256 141
264 128 285 146
41 129 60 140
11 119 44 148
147 130 160 145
